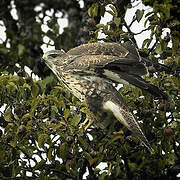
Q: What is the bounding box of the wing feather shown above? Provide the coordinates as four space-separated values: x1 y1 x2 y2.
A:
64 42 147 76
61 42 167 99
67 42 129 57
103 71 168 99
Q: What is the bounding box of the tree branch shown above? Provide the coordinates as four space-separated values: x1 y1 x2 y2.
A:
147 38 159 55
133 28 149 35
122 20 138 48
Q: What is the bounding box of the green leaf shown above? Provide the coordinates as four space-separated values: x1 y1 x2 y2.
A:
37 80 46 93
100 6 106 17
51 105 58 118
88 3 98 17
144 18 149 27
7 82 17 90
129 162 137 171
14 113 19 120
0 150 5 163
173 112 180 119
88 6 93 17
65 160 70 172
38 134 49 148
31 83 39 97
51 122 63 131
58 142 68 159
142 38 152 48
114 17 121 27
9 135 18 147
64 109 70 120
109 5 118 17
26 146 36 157
22 113 31 121
51 105 58 113
145 11 154 18
106 10 115 17
18 44 25 56
72 114 81 126
0 47 9 54
78 136 88 150
23 83 31 90
80 107 90 115
155 43 163 54
48 148 53 161
4 107 12 122
96 24 105 29
36 173 50 180
34 159 46 170
136 9 144 22
83 152 98 166
93 3 99 17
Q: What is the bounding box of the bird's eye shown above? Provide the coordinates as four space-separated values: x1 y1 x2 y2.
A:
47 54 59 58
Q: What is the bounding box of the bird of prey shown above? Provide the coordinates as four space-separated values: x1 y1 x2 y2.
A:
42 41 167 153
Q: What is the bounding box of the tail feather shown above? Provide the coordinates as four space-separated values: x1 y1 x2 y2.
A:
142 57 172 73
87 82 154 153
103 100 154 153
117 72 168 99
141 82 168 99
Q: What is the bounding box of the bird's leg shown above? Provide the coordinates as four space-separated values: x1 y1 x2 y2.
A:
79 117 89 128
79 117 94 131
84 119 94 131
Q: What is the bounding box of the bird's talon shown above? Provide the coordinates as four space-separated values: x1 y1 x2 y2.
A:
79 118 94 131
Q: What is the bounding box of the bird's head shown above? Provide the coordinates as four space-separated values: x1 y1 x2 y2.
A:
42 50 65 70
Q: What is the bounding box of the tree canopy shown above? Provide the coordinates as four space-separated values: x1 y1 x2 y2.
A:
0 0 179 179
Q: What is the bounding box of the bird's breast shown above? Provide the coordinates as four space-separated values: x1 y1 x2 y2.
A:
61 72 108 102
61 72 90 101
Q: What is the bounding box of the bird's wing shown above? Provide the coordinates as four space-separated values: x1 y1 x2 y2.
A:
67 42 141 62
63 42 167 99
67 42 141 64
64 42 147 76
67 42 129 57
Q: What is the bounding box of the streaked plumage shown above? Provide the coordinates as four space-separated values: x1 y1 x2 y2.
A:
42 41 167 153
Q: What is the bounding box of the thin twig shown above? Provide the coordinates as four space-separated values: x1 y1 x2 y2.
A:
147 38 159 55
133 28 149 35
129 15 136 27
122 20 138 48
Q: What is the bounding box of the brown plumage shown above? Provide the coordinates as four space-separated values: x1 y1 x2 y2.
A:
42 41 167 152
